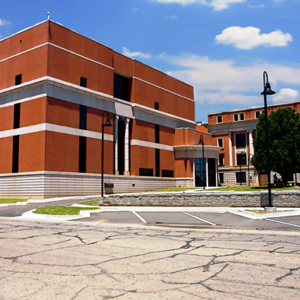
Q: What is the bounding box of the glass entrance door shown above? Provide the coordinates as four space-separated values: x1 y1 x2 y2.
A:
195 158 206 187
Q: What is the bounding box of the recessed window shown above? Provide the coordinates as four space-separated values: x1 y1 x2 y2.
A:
235 133 246 148
79 136 86 173
79 105 87 130
155 149 160 177
139 168 153 176
12 135 19 173
234 114 239 121
162 170 174 177
219 173 224 184
217 138 223 148
15 74 22 85
240 113 245 121
155 124 160 143
80 77 87 87
154 102 159 110
219 154 224 166
217 116 223 123
236 153 247 166
14 103 21 129
114 74 130 101
236 172 246 184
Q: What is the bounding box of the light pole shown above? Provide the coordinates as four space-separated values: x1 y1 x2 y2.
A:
199 135 205 188
290 130 297 186
101 111 112 198
261 71 276 207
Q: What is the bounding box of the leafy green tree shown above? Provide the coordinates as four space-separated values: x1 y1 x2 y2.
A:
251 107 300 185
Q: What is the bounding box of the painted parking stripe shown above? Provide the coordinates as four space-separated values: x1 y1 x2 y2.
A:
184 212 216 226
266 218 300 228
132 211 147 223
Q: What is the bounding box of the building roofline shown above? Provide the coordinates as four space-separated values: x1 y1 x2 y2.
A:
1 19 193 89
208 100 300 116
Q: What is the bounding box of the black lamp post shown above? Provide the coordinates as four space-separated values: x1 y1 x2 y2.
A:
290 130 297 186
261 71 276 207
199 135 205 188
101 111 112 198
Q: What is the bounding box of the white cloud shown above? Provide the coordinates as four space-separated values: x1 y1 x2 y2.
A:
166 15 178 20
122 47 151 59
215 26 293 49
0 19 10 26
161 54 300 107
273 88 299 103
151 0 245 11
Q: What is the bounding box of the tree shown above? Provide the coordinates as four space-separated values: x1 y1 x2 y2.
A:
251 107 300 185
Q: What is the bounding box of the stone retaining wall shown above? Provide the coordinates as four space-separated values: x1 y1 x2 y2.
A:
103 191 300 207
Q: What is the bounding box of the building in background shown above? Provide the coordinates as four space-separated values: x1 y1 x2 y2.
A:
207 101 300 186
0 20 220 198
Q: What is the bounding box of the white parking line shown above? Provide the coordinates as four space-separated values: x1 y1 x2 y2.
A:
266 218 300 228
184 212 216 226
132 211 147 223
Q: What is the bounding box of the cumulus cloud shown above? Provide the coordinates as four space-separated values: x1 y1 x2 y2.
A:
162 54 300 106
151 0 245 11
273 88 299 103
215 26 293 49
122 47 151 59
0 19 10 26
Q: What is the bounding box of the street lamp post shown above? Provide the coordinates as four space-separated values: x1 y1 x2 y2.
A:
199 135 205 188
261 71 276 207
290 130 297 186
101 111 112 198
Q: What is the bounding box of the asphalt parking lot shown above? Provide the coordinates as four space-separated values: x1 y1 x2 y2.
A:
1 196 300 231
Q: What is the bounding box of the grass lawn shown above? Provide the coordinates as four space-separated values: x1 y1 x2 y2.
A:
0 199 28 204
80 200 100 206
34 206 99 215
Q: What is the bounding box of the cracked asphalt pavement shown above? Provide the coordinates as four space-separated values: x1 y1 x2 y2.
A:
1 218 300 299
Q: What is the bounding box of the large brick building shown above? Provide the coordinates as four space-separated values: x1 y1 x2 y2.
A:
0 20 220 198
207 101 300 186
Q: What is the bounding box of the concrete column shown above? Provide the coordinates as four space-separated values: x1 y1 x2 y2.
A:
114 115 119 175
228 132 233 167
124 118 130 175
249 130 254 159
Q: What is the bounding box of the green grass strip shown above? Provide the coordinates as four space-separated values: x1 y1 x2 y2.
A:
34 206 99 215
0 199 28 204
80 200 100 206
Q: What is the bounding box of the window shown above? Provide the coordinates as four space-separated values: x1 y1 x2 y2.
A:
217 116 223 123
236 153 247 166
217 138 223 148
139 168 153 176
235 133 246 148
79 105 87 130
234 113 245 121
79 136 86 173
162 170 174 177
155 124 160 143
256 111 263 119
15 74 22 85
219 154 224 166
12 135 19 173
80 77 87 87
114 74 130 101
219 173 224 184
155 149 160 177
14 103 20 129
236 172 246 184
154 102 159 110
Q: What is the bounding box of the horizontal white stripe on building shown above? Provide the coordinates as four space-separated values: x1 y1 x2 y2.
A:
0 124 174 151
130 139 174 151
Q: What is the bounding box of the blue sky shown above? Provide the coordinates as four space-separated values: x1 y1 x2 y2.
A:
1 0 300 122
